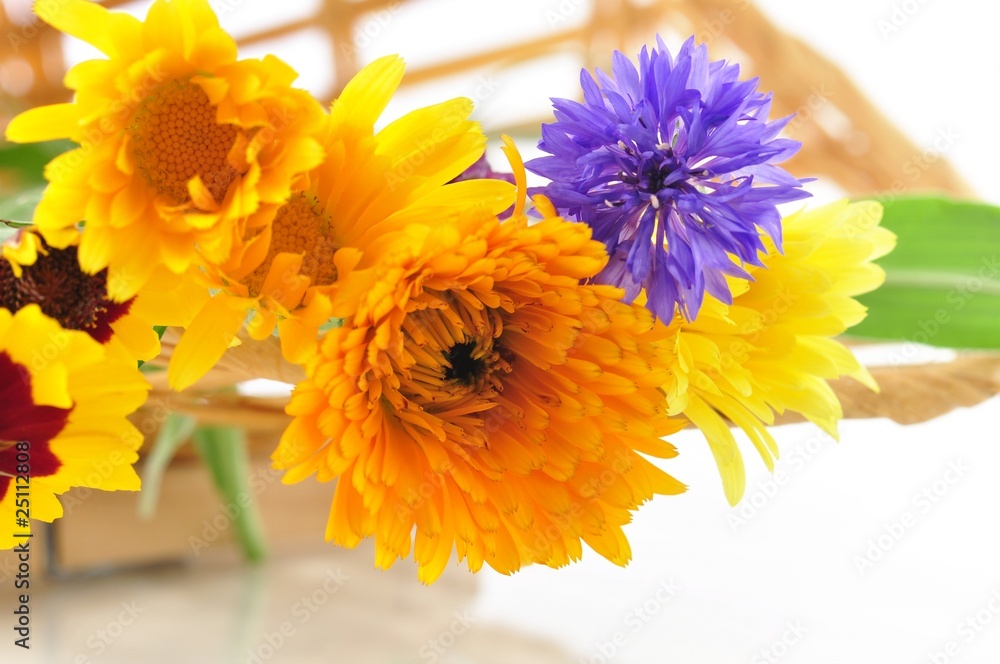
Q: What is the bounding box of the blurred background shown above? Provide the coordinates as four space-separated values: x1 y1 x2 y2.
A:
1 0 999 662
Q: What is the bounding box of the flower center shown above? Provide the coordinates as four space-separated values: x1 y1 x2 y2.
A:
130 79 245 205
444 340 489 386
0 241 133 343
402 295 511 402
243 194 340 296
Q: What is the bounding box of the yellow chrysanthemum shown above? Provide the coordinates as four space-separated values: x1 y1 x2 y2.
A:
166 55 513 391
0 305 150 548
666 200 895 504
1 227 208 363
4 0 325 301
272 142 686 583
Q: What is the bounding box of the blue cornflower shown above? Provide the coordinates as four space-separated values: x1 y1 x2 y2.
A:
526 36 810 322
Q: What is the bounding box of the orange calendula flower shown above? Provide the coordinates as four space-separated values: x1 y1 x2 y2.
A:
272 140 686 583
0 305 149 548
4 0 325 300
665 200 895 504
166 55 513 391
1 227 209 363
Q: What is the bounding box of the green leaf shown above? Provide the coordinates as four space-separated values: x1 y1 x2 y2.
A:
0 140 73 185
137 412 198 520
192 426 268 562
0 185 45 222
851 196 1000 349
0 222 21 245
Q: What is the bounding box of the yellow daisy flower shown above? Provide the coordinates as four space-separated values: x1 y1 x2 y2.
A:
1 227 209 363
666 200 895 505
0 305 150 548
272 140 686 583
166 55 513 391
4 0 325 301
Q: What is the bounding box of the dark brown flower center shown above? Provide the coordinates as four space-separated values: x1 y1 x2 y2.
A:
0 238 134 343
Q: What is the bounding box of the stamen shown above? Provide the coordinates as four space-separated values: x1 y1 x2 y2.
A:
0 241 132 343
131 79 246 206
242 193 339 296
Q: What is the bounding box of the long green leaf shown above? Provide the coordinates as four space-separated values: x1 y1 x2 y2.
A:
192 426 268 562
851 196 1000 350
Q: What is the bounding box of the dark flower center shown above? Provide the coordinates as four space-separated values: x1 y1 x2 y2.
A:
0 238 134 344
615 142 691 199
445 341 488 386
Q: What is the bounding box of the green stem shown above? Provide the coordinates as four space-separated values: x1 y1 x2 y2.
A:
193 426 268 562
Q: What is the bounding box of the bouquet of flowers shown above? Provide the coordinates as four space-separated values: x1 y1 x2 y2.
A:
0 0 993 587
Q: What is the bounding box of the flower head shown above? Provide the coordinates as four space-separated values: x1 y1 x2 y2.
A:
4 0 325 300
1 227 208 363
0 305 149 548
166 55 513 391
527 36 810 322
272 141 685 583
665 200 894 504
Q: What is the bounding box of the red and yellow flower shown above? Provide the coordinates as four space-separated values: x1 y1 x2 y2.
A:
0 305 149 548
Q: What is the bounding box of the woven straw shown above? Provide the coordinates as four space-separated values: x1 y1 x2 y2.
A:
1 0 994 438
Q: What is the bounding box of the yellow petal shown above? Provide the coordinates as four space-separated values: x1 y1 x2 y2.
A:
168 294 250 391
36 0 141 57
331 55 405 134
110 314 160 362
5 103 81 142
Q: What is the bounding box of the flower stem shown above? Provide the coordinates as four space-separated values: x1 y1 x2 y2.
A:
193 426 268 562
